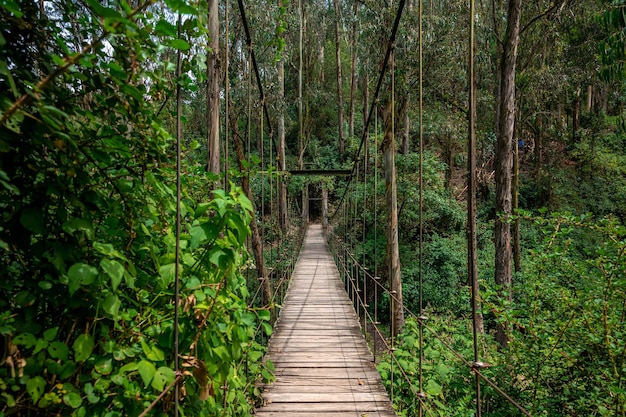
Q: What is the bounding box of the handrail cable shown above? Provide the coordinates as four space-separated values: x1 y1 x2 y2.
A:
329 0 407 220
329 236 532 416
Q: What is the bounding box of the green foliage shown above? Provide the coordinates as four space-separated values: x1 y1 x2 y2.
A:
0 1 273 416
378 317 490 417
484 212 626 416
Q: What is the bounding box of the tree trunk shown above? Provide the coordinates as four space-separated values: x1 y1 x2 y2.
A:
494 0 522 349
207 0 220 177
348 0 358 139
513 117 521 273
402 91 410 154
573 86 580 141
381 102 404 339
277 0 288 233
334 0 345 158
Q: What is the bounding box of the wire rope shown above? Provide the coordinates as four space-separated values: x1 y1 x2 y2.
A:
173 12 183 417
236 0 277 152
329 0 407 220
330 236 532 416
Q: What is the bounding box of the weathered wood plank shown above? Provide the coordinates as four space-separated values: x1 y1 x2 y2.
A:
254 225 396 417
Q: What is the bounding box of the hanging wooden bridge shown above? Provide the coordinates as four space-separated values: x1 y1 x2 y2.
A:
254 224 396 417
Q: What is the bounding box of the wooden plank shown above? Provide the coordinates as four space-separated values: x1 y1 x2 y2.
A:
256 401 394 413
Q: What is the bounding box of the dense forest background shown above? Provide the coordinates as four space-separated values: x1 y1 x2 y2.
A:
2 0 626 416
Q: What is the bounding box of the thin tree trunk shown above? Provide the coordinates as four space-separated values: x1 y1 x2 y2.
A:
513 115 521 273
402 90 410 154
573 86 581 141
494 0 522 349
348 0 358 139
381 102 404 339
334 0 345 158
207 0 220 177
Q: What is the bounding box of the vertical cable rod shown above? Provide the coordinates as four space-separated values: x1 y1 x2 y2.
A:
224 0 230 190
418 0 425 414
469 0 482 413
173 12 183 417
374 103 379 325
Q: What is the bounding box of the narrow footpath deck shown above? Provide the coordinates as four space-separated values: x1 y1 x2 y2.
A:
255 224 396 417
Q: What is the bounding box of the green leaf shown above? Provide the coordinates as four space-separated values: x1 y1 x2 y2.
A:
101 259 124 291
48 341 69 360
258 309 271 321
155 19 177 37
151 366 175 391
102 294 121 319
261 322 273 337
164 0 196 14
73 334 95 362
95 357 113 375
0 60 18 98
141 340 165 362
425 379 443 396
167 38 190 51
158 263 177 289
62 218 94 240
4 109 23 133
67 263 98 296
1 0 22 17
20 206 44 234
92 242 126 260
63 391 82 408
26 376 46 403
190 222 218 249
33 338 48 354
43 327 58 341
137 360 156 387
209 248 227 268
13 332 36 348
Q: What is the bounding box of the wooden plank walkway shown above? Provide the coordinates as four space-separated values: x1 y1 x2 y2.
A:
255 224 396 417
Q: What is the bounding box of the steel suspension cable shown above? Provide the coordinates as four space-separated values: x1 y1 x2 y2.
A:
236 0 276 151
330 0 407 220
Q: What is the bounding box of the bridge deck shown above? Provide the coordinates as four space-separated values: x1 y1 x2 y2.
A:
255 224 396 417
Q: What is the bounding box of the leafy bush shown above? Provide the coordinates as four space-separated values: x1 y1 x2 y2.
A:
0 2 273 416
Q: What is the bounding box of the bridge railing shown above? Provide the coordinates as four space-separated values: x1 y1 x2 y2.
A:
326 229 531 417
